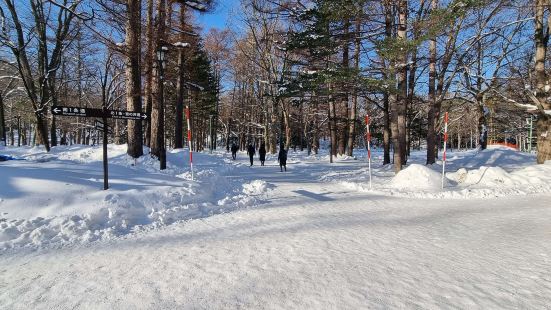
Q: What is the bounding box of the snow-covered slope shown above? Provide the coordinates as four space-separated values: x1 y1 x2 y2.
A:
0 145 270 249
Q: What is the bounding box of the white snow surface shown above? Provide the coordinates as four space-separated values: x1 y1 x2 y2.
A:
1 144 551 308
390 164 449 190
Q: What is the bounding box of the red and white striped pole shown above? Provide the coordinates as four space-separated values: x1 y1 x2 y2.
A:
365 115 372 190
442 112 449 189
185 106 194 180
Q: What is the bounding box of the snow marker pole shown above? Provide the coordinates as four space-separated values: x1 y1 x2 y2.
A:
365 115 372 190
442 112 448 189
185 106 194 180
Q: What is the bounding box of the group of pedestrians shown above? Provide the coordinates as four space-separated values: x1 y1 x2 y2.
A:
230 142 287 172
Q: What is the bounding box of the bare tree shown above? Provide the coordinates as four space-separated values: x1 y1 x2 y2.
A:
0 0 83 151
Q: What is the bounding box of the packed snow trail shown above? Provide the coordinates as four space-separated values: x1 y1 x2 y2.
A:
1 194 550 309
223 151 355 205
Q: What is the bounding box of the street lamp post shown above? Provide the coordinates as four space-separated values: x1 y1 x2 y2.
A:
157 46 168 170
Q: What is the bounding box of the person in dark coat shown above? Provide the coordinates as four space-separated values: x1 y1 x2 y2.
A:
278 147 287 172
259 144 267 166
247 144 255 166
231 143 238 160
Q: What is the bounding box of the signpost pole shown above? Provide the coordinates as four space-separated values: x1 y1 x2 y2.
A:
365 115 372 190
442 112 449 189
51 105 148 191
102 116 108 190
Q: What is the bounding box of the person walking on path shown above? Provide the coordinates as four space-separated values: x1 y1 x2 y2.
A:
259 144 267 166
278 146 287 172
231 143 238 160
247 144 255 166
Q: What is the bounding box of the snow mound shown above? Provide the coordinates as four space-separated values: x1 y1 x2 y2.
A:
390 164 447 190
387 162 551 199
455 146 534 170
242 180 269 195
448 163 551 188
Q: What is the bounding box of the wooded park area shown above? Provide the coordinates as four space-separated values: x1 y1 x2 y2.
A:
1 0 550 173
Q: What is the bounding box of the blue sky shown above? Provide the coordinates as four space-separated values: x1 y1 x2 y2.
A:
195 0 238 33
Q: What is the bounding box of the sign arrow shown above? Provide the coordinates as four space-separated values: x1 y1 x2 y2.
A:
51 105 148 120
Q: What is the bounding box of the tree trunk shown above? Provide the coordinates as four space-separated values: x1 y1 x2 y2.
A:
382 0 393 166
9 124 14 145
338 19 350 156
114 119 122 144
16 116 20 147
328 107 334 163
174 62 184 149
174 9 186 149
0 94 6 146
534 0 551 163
383 92 391 165
48 78 58 147
426 0 438 164
328 96 337 158
125 0 144 158
536 115 551 163
389 0 408 172
144 0 155 147
269 103 278 153
35 113 49 149
50 116 57 147
151 0 167 162
477 99 488 150
396 0 408 169
390 90 401 171
346 18 361 157
282 105 292 150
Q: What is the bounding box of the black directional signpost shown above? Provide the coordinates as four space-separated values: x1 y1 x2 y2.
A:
51 106 147 120
51 106 148 190
94 119 113 134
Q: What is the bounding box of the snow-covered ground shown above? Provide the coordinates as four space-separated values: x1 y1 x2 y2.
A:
1 144 550 308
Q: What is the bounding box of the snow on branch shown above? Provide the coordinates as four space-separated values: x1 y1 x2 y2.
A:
173 42 190 48
491 89 539 112
186 82 205 91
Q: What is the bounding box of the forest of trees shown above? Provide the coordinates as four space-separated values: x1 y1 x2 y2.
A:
1 0 550 172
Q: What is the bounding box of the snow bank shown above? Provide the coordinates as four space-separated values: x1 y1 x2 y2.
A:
387 160 551 199
390 164 449 190
332 148 550 199
448 146 535 171
0 146 266 250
